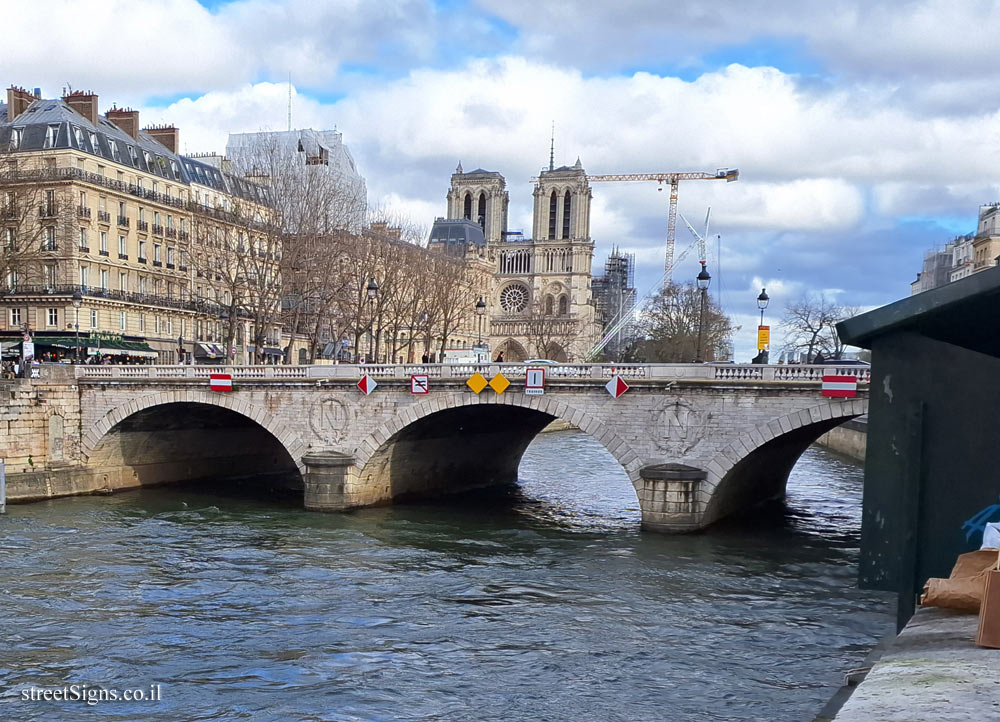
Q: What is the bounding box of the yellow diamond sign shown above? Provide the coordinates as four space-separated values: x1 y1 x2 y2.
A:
466 372 488 394
488 373 510 394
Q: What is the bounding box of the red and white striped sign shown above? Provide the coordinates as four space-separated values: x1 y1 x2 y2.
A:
209 373 233 392
821 375 857 398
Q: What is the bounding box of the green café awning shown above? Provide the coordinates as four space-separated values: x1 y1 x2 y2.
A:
87 339 159 358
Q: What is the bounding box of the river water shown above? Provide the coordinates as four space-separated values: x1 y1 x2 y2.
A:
1 431 892 722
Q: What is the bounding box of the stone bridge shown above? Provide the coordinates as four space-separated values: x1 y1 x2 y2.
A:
3 362 869 532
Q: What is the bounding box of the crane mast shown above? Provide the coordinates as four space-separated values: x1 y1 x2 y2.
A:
587 168 738 283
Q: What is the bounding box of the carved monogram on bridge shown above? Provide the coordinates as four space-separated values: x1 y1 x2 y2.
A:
308 395 352 442
654 400 712 456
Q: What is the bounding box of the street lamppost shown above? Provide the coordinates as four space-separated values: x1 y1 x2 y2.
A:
72 290 83 363
475 295 486 346
756 288 769 327
695 261 711 363
366 277 379 363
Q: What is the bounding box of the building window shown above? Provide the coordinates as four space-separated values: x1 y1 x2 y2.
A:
120 311 127 331
559 295 569 316
43 124 59 149
43 226 55 250
89 132 99 153
154 316 160 333
79 227 87 249
80 266 88 288
138 207 145 222
154 244 161 262
118 235 127 255
562 190 571 239
10 308 21 326
167 318 173 335
167 247 175 265
139 314 145 332
47 308 58 327
548 190 558 239
119 272 127 292
100 269 108 290
97 165 105 177
9 127 23 150
138 239 146 260
100 231 108 253
138 276 147 294
44 264 56 288
90 309 98 329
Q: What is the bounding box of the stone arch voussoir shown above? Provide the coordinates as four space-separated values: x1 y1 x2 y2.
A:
82 388 307 471
704 397 868 493
355 393 642 485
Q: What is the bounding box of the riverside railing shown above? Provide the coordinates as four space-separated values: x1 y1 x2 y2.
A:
73 363 871 384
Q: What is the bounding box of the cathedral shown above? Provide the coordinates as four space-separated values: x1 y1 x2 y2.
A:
429 159 602 362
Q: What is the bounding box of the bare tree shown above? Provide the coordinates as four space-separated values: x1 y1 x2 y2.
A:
781 294 854 362
0 152 59 297
635 281 736 362
522 300 573 360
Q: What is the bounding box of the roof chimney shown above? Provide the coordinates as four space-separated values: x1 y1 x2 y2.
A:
144 125 179 154
106 107 140 140
6 86 36 122
63 90 99 126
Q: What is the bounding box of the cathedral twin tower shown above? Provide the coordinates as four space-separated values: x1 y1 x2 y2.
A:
446 158 592 244
441 158 600 362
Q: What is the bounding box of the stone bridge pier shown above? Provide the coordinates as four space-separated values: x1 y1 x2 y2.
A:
7 362 869 533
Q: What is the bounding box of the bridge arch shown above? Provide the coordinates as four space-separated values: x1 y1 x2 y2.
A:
352 392 643 505
82 389 306 467
81 389 306 494
701 398 868 526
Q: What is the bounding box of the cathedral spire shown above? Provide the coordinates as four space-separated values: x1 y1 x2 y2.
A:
456 160 463 173
549 121 555 171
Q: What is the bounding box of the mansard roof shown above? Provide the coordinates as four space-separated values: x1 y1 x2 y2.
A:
1 95 265 204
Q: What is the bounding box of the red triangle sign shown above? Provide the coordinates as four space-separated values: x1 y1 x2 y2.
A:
605 375 629 398
357 375 377 395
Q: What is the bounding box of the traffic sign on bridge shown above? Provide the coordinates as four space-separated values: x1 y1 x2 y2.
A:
357 375 377 395
605 375 629 398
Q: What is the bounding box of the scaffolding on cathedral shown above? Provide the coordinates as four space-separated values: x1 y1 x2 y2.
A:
592 247 638 361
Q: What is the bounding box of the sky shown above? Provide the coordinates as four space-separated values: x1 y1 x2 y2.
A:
8 0 1000 360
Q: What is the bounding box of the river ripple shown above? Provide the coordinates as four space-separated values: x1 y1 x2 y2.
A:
0 431 892 721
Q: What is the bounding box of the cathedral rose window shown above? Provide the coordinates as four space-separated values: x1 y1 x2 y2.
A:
499 283 529 313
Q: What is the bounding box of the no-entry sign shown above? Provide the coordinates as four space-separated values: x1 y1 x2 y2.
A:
821 375 858 398
209 373 233 392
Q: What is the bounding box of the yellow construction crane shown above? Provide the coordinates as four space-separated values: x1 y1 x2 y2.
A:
587 168 739 281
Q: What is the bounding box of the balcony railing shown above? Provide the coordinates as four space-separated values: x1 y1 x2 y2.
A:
0 284 226 316
179 231 189 241
137 220 149 232
138 256 147 264
166 262 175 270
153 260 162 267
178 265 188 272
97 210 111 223
152 224 164 236
118 253 129 260
117 215 129 227
40 242 58 252
99 249 110 256
1 168 188 209
78 246 90 253
39 204 58 218
77 206 91 219
165 227 177 239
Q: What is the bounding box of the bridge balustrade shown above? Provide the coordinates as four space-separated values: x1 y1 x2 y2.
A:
70 363 870 384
